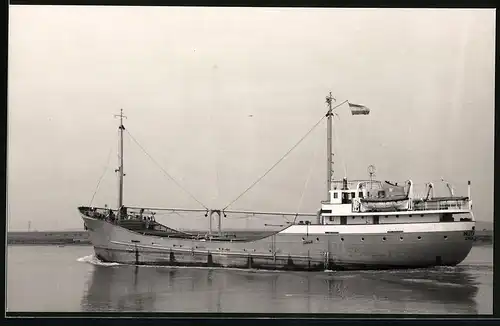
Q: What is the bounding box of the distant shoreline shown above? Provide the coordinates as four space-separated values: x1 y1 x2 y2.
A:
7 230 493 246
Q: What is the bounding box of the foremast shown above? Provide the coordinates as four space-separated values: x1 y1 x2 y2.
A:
114 109 127 220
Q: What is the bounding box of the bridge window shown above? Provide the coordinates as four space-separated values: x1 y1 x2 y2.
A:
351 192 355 198
329 216 334 222
333 192 338 199
342 192 351 204
359 192 363 198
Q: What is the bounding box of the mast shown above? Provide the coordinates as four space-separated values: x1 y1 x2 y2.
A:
325 92 335 200
114 109 127 219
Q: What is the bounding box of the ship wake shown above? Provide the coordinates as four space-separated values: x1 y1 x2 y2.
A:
77 254 122 267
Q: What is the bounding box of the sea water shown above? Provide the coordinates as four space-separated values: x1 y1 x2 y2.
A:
6 244 493 314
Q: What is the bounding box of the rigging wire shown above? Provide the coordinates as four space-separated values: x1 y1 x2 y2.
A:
223 112 328 211
332 116 348 178
125 129 209 210
89 141 115 206
293 127 321 223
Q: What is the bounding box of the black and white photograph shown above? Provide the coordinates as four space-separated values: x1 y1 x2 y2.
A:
6 5 495 315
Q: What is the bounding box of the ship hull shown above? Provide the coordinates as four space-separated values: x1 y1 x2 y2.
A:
82 215 474 271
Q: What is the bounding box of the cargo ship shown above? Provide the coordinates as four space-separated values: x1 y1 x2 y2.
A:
79 93 475 270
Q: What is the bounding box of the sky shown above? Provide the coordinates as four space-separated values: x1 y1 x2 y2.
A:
7 6 495 231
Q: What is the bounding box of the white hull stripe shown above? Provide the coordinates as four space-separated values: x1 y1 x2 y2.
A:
279 222 475 235
321 209 471 216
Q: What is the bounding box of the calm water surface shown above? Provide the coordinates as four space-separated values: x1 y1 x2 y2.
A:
6 244 493 314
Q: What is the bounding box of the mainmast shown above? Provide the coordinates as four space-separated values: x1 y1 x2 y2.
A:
114 109 127 219
324 92 363 198
325 92 335 200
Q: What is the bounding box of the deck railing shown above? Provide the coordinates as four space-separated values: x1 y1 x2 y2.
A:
322 198 470 213
412 199 469 211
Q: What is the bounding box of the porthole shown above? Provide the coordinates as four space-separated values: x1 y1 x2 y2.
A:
361 237 365 241
409 215 412 217
352 216 356 219
444 236 448 240
316 238 320 242
382 237 386 241
341 238 344 241
301 237 305 241
417 236 422 240
399 237 403 241
361 216 365 219
396 215 399 218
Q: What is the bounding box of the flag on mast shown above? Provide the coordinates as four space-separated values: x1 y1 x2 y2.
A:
348 102 370 115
